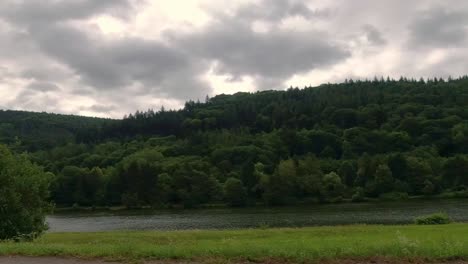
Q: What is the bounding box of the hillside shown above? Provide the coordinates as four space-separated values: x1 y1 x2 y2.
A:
0 110 116 151
1 77 468 207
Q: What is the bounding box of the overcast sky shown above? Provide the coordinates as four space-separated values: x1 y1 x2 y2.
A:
1 0 467 118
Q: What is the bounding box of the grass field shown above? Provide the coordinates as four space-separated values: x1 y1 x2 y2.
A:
1 224 468 263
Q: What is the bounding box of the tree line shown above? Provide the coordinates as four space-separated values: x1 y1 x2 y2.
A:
1 76 468 208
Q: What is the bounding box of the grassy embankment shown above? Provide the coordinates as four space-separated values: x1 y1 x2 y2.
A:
1 224 468 263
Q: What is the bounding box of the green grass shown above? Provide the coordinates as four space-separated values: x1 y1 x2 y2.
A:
1 224 468 262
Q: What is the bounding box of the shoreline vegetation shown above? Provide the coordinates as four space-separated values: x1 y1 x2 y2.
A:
52 195 468 213
1 224 468 263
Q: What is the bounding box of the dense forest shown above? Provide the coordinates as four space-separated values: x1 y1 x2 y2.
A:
1 77 468 208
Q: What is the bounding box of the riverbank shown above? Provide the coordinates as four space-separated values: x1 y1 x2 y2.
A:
1 224 468 263
52 195 468 213
46 199 468 232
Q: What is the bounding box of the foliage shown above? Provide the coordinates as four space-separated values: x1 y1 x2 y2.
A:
0 145 53 240
1 77 468 207
351 187 366 202
379 192 409 201
223 177 248 207
414 213 452 225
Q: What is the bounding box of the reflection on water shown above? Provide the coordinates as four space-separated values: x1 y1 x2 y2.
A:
47 199 468 232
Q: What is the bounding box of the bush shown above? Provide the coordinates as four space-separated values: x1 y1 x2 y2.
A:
379 192 409 201
351 187 366 202
0 145 54 241
414 213 452 225
439 190 468 199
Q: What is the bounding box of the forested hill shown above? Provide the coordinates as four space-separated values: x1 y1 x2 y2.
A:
1 77 468 208
103 77 468 145
0 110 115 151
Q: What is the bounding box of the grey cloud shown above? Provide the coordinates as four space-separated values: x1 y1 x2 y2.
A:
408 7 468 48
87 104 117 113
0 0 376 117
26 81 60 92
0 0 133 25
9 89 60 113
235 0 327 22
0 66 11 80
224 75 244 83
416 50 468 78
20 66 72 83
70 87 97 96
0 28 38 60
363 24 386 46
3 16 211 100
173 15 349 89
7 0 468 118
14 89 38 104
2 0 345 103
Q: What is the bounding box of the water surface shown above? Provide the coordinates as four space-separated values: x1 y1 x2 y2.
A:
47 199 468 232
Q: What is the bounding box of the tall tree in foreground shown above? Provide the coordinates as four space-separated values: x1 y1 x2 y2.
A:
0 145 53 240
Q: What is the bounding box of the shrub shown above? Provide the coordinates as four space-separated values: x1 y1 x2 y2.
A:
439 190 468 199
379 192 409 201
351 187 366 202
0 145 54 241
121 192 140 209
414 213 452 225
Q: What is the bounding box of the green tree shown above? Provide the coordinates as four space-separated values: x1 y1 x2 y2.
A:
0 145 53 240
262 159 296 205
152 172 172 207
374 164 394 193
452 123 468 153
351 187 366 202
355 153 374 186
338 161 356 186
322 171 346 201
320 146 337 159
406 157 433 194
442 156 468 187
296 156 323 198
224 177 247 207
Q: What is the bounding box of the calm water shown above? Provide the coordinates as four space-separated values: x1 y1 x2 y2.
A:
47 199 468 232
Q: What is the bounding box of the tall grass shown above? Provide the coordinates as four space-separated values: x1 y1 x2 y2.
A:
1 224 468 262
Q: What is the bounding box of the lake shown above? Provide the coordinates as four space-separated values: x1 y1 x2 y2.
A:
47 199 468 232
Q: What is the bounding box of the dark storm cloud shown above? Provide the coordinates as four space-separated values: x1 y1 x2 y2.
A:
408 7 468 48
